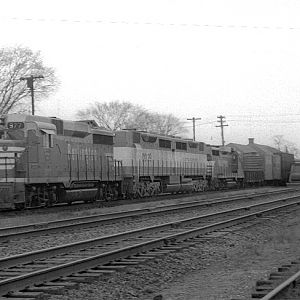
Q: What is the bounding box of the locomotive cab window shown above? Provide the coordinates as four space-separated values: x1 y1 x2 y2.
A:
159 139 171 148
93 134 113 145
41 130 54 148
212 149 220 156
176 142 187 150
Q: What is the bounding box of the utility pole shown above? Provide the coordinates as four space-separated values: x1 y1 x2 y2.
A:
20 75 44 115
215 115 228 146
187 117 201 141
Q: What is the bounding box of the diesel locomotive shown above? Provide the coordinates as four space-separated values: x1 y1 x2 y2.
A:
0 113 294 210
0 114 122 209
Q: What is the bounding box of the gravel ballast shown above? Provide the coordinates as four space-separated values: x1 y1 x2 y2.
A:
0 189 296 258
0 187 283 228
46 206 300 300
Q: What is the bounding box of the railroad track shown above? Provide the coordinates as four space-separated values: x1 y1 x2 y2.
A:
1 193 300 298
0 188 295 242
250 261 300 300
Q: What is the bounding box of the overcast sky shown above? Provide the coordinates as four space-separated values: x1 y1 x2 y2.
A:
1 0 300 147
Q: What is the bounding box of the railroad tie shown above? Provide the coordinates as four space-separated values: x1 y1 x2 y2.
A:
94 265 126 270
134 254 157 259
109 261 140 265
269 272 285 280
256 280 273 286
0 297 36 300
251 290 269 298
83 269 116 274
25 286 64 293
255 286 274 292
58 276 96 282
70 272 106 278
120 258 148 263
4 291 43 298
41 281 78 287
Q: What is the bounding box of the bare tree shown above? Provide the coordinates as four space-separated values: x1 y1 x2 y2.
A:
137 112 187 135
273 135 284 150
0 46 58 114
272 135 300 158
77 100 187 135
77 101 145 131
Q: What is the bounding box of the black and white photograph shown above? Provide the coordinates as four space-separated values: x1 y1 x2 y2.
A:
1 1 300 299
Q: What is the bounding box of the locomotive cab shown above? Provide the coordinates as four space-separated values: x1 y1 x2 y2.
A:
0 116 27 209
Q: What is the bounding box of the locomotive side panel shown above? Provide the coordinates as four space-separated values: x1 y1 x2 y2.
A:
114 130 209 181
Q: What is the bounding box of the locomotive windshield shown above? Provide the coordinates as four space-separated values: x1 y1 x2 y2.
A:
7 129 24 140
0 120 25 140
0 128 24 140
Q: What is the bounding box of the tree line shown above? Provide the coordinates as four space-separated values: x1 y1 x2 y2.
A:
0 46 186 135
0 46 299 155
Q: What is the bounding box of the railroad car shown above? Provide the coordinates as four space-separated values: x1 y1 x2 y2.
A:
113 130 242 197
0 114 122 210
207 145 244 189
288 161 300 186
227 141 264 185
228 138 294 185
247 138 294 185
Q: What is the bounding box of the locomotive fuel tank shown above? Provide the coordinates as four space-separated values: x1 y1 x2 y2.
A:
58 188 98 203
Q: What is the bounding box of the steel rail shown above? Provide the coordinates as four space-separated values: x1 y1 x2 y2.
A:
0 189 294 241
0 197 300 295
260 270 300 300
1 193 300 270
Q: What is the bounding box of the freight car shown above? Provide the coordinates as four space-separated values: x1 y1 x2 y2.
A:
288 161 300 186
0 114 122 210
113 129 243 197
228 138 294 185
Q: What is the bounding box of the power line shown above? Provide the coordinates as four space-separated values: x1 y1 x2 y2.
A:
1 17 300 31
227 113 300 117
183 118 300 129
182 120 216 128
228 119 300 124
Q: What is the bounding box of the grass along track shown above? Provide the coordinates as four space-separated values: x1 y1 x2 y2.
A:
1 194 300 298
0 188 295 242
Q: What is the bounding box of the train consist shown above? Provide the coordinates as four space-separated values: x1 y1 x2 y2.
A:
0 114 294 210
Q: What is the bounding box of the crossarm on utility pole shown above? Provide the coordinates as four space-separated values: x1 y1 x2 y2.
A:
187 117 201 141
20 75 44 115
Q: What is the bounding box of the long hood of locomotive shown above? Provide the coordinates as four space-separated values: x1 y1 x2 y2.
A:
114 144 208 165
